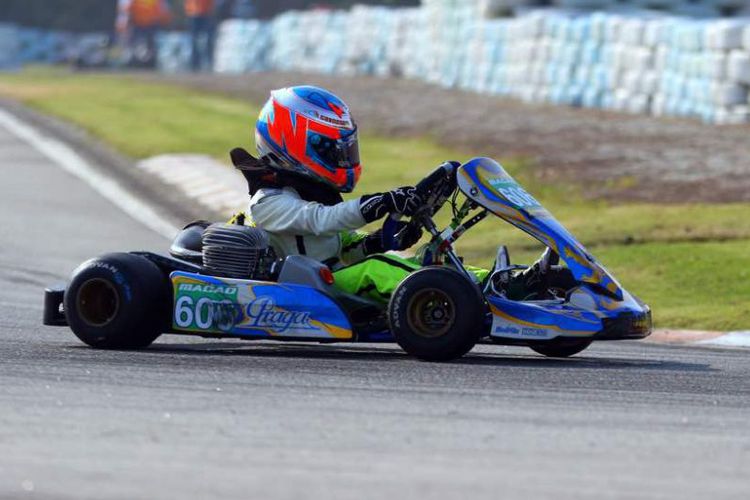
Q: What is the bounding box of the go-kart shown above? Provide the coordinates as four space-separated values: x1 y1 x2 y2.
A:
43 157 651 361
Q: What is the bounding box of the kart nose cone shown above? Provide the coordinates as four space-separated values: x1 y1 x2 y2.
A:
598 309 653 340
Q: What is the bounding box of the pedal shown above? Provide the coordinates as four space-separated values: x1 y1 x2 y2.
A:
484 245 527 296
537 247 559 275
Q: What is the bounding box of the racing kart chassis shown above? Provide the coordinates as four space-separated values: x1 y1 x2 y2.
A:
44 157 651 361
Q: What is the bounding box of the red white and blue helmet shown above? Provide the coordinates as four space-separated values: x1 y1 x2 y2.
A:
255 86 361 193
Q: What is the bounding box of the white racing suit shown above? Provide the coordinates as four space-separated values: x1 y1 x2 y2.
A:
248 186 424 302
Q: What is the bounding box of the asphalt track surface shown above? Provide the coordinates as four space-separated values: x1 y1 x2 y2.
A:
0 118 749 500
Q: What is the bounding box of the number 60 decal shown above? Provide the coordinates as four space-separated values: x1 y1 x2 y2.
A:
174 296 238 331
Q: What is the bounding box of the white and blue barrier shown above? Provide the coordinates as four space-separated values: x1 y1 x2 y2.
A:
196 2 750 125
214 20 270 73
2 1 748 125
156 31 192 73
0 24 21 69
0 25 111 69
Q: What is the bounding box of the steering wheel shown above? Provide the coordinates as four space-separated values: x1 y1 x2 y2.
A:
382 161 458 249
414 160 459 215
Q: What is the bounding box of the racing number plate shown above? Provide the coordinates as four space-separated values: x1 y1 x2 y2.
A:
170 272 353 340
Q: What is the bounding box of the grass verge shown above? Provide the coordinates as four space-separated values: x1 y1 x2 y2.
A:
1 68 747 330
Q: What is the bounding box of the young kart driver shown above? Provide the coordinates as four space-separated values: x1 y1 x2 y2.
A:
242 86 555 302
244 85 432 303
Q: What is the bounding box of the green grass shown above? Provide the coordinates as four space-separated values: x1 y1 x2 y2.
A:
594 240 750 331
0 69 254 159
1 68 748 330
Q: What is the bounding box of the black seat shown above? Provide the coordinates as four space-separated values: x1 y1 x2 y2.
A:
169 220 210 264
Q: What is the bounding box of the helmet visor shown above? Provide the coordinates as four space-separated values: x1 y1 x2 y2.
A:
310 128 360 170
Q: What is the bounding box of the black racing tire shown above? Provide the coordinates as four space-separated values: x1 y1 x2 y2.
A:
64 253 170 349
388 267 486 361
529 338 592 358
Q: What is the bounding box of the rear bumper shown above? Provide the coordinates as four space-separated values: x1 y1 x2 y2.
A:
43 284 68 326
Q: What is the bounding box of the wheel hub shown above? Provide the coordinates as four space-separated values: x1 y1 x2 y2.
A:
406 288 456 338
76 278 120 327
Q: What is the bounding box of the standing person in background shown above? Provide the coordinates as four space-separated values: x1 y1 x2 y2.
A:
123 0 172 67
185 0 218 71
115 0 132 41
115 0 133 58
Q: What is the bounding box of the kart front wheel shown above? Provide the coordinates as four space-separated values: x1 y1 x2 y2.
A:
64 253 170 349
529 339 592 358
388 267 486 361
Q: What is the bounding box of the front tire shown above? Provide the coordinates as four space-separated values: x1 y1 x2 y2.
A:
64 253 170 349
529 338 592 358
388 267 486 361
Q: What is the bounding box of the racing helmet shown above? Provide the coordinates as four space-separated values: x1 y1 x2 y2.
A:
255 86 361 193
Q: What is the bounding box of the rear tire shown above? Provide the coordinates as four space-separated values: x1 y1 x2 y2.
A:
388 267 486 361
529 339 592 358
64 253 170 349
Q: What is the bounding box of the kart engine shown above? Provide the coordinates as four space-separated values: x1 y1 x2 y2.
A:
201 223 276 280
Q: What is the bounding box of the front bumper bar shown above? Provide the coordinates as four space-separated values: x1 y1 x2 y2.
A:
596 309 652 340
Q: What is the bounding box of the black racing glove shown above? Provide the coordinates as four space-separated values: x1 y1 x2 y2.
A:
359 186 422 223
388 220 423 251
362 221 423 255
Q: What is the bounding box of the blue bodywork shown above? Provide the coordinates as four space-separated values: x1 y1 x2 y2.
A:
171 271 355 341
457 158 650 342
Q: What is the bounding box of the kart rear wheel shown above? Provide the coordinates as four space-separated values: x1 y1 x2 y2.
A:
529 339 592 358
388 267 486 361
64 253 170 349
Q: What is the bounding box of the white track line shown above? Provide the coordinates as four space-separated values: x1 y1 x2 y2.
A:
0 109 180 240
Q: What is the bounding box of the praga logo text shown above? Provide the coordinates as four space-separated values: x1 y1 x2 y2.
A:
245 297 314 332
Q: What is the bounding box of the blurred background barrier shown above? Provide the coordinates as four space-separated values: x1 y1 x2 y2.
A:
156 31 193 73
207 2 750 124
213 19 270 73
1 0 749 123
0 24 21 69
0 25 111 69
